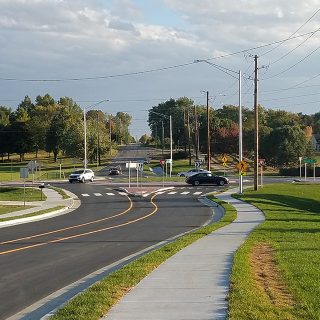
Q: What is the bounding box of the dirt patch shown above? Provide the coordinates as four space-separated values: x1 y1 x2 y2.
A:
250 243 295 307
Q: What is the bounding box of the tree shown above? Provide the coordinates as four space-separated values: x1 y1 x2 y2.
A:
139 134 152 145
9 108 33 161
262 125 309 167
0 106 12 160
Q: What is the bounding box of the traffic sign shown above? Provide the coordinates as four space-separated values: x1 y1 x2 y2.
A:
236 160 248 171
303 158 317 164
258 158 266 166
20 167 29 179
221 155 228 163
160 159 165 166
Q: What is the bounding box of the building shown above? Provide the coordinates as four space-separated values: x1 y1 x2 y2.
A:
311 134 320 152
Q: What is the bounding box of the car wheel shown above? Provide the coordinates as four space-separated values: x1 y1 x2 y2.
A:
180 174 185 177
219 180 225 186
81 177 85 183
90 176 94 182
193 180 200 186
69 180 73 183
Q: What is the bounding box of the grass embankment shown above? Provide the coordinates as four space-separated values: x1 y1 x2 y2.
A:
229 183 320 320
51 195 237 320
0 186 46 217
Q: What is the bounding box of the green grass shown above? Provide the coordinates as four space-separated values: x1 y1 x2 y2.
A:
0 205 66 222
50 195 237 320
0 187 46 201
228 183 320 320
0 205 33 215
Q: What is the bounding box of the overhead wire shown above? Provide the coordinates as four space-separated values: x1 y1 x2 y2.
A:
0 30 319 82
260 8 320 57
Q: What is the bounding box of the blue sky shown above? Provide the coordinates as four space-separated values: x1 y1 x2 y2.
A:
1 0 320 137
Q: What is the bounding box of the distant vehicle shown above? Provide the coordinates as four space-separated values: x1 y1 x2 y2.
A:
186 172 229 186
109 167 121 175
69 169 94 183
177 168 211 177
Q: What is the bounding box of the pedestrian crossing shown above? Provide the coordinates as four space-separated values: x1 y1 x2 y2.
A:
80 188 207 198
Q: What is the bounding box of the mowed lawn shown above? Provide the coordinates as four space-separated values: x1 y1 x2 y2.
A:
229 183 320 320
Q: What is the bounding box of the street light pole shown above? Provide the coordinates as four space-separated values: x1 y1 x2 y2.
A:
239 70 243 194
83 99 109 170
83 108 87 169
169 115 173 176
206 91 211 171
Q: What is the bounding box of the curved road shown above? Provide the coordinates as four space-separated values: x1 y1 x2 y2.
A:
0 182 216 319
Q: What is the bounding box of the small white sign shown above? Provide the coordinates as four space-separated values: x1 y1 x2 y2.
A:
126 162 138 168
20 168 29 179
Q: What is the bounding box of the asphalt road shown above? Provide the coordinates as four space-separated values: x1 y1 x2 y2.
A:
0 182 218 319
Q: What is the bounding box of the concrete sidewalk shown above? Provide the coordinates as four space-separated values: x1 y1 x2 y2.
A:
103 188 265 320
0 187 79 227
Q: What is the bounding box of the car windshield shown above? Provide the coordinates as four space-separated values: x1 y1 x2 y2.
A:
73 170 84 174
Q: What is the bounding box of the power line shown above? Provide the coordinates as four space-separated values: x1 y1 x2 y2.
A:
260 8 320 57
0 30 318 83
262 44 320 80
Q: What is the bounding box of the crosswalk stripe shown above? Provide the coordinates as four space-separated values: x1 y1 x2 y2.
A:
181 191 190 195
82 194 90 197
193 191 202 195
106 193 115 196
94 193 102 196
142 193 150 197
118 192 127 195
168 191 177 194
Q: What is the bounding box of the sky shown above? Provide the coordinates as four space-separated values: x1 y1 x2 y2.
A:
1 0 320 138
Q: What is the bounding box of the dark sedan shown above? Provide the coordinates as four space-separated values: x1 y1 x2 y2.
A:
186 172 229 186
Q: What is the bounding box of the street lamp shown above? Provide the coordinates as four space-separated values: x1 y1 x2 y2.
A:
83 99 109 169
150 111 173 176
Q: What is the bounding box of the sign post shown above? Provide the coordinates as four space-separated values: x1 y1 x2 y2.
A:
160 160 165 187
20 168 29 207
258 159 265 187
303 158 317 181
299 156 302 177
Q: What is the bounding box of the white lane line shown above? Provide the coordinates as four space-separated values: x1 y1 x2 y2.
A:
118 192 127 195
81 194 90 197
193 192 202 195
167 191 177 194
94 193 102 196
181 191 190 195
106 193 115 196
142 193 150 197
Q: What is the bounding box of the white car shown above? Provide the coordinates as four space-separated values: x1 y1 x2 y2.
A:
177 168 211 178
69 169 94 183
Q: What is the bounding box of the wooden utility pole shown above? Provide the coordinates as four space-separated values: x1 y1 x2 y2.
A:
206 91 211 171
194 105 199 160
253 55 259 191
187 107 191 165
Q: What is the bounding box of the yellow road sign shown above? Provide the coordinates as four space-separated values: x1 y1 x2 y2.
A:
221 155 228 163
236 160 248 171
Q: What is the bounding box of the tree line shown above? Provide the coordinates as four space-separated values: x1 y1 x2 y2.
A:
144 97 319 167
0 94 133 163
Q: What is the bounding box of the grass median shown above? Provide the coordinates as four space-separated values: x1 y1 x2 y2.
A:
228 183 320 320
0 186 45 201
50 195 237 320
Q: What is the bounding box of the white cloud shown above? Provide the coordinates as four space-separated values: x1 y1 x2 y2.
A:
1 0 320 136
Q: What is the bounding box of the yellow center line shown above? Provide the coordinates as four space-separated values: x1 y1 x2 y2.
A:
0 194 133 246
0 193 159 256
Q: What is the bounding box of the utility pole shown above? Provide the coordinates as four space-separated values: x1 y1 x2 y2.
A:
194 105 199 160
206 91 211 171
187 107 191 165
253 55 259 191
